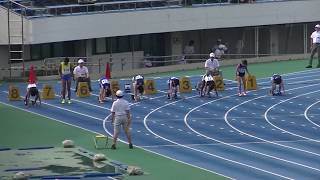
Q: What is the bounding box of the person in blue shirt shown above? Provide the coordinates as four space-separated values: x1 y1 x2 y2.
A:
167 77 180 100
270 74 285 96
236 60 250 96
98 77 111 103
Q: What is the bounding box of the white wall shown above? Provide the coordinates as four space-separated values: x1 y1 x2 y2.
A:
0 7 8 45
1 0 319 44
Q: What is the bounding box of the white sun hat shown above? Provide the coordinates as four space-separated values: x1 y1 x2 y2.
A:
116 90 123 97
78 59 84 64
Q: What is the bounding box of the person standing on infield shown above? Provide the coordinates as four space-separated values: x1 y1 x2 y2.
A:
306 24 320 68
110 90 133 149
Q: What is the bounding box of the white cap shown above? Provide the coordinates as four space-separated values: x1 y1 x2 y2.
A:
116 90 123 97
315 24 320 28
78 59 84 64
209 53 215 58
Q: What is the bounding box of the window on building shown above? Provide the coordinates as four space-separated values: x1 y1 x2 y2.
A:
30 44 41 60
118 36 130 53
53 42 63 57
41 43 52 58
94 38 107 54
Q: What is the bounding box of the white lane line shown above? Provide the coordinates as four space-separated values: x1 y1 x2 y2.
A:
224 83 320 158
101 108 233 180
2 91 104 121
304 101 320 128
139 138 320 148
184 92 320 173
264 90 320 143
143 96 293 179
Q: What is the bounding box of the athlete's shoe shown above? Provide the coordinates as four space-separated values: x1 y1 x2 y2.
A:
68 100 72 104
129 143 133 149
242 92 247 96
305 65 312 68
238 93 242 97
61 99 66 104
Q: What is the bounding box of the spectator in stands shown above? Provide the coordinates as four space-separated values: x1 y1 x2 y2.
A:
73 59 92 92
306 24 320 68
212 39 228 61
59 57 73 104
144 54 153 68
182 40 195 64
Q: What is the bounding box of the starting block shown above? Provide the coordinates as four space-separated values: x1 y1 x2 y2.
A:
8 85 21 101
42 84 55 99
94 135 108 149
77 82 90 97
144 80 157 95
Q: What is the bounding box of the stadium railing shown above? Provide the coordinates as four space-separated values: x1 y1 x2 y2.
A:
0 0 298 18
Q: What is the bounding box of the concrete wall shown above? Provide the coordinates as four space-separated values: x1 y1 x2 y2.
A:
1 1 319 44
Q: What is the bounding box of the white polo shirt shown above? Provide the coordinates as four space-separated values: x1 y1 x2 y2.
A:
111 98 130 116
311 31 320 44
73 65 89 78
205 58 220 70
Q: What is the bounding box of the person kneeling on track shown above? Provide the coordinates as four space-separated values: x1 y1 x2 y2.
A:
167 77 180 100
200 74 218 97
270 74 285 96
132 75 144 101
98 77 112 103
24 83 41 106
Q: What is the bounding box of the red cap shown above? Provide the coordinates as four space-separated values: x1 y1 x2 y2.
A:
105 63 111 79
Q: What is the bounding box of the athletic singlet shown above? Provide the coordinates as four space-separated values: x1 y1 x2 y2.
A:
61 62 71 75
272 74 282 84
168 77 179 87
99 77 110 89
237 64 246 77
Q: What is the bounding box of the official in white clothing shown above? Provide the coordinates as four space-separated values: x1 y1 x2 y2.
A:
306 24 320 68
73 59 92 92
205 53 220 76
110 90 133 149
